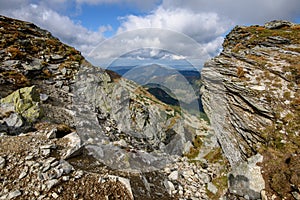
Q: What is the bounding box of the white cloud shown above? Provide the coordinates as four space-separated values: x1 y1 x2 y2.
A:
95 7 229 66
118 7 231 42
162 0 300 25
0 3 105 56
75 0 161 11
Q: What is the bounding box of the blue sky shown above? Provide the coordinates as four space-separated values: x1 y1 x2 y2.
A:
0 0 299 69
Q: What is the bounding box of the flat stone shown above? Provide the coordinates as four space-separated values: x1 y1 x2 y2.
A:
292 191 300 200
0 156 5 169
164 180 175 195
7 190 21 199
40 144 57 149
47 128 57 139
40 93 49 102
3 113 23 128
168 170 179 181
52 192 59 199
19 166 29 179
74 170 84 179
45 179 59 190
57 160 74 174
207 182 218 194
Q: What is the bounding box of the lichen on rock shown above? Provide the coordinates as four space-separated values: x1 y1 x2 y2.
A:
1 86 41 123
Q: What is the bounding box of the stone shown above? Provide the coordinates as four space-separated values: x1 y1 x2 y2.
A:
292 191 300 200
74 170 84 179
52 192 59 199
3 113 23 128
1 86 41 123
62 132 83 159
207 182 218 194
168 170 179 181
40 93 49 102
164 180 175 195
19 166 29 179
0 156 5 169
45 179 59 190
7 190 21 199
41 149 51 157
228 154 265 200
264 20 294 29
62 176 69 181
47 128 57 139
57 160 74 174
198 173 211 184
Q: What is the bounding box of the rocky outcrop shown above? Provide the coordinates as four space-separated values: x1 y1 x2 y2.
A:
201 20 300 198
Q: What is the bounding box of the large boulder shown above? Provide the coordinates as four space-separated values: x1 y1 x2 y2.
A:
1 86 41 123
228 154 265 199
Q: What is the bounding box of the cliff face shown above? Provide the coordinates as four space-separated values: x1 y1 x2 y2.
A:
201 21 300 199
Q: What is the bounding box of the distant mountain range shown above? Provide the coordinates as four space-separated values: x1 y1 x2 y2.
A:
108 64 204 113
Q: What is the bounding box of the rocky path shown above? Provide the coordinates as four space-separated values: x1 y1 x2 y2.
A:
0 126 228 200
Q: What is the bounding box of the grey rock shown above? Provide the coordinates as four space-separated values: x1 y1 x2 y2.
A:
45 179 59 190
62 132 83 159
41 148 51 157
51 192 59 199
292 191 300 200
51 54 64 60
51 160 59 167
62 86 69 92
168 170 179 181
25 155 33 160
3 113 23 128
47 128 57 139
198 173 211 184
62 176 69 181
7 190 21 199
0 156 5 169
228 154 265 200
57 160 74 174
19 166 29 179
164 180 175 195
207 182 218 194
40 144 57 149
40 93 49 102
200 23 295 167
264 20 294 29
74 170 84 179
73 64 202 171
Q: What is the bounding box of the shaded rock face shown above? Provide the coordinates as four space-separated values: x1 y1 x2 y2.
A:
73 64 201 171
201 20 300 198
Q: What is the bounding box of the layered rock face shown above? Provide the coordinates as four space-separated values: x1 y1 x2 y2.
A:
201 21 300 199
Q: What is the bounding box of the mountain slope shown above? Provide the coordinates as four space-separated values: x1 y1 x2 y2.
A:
201 20 300 199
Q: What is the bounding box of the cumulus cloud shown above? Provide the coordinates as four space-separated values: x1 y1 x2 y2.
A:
75 0 161 11
0 2 105 56
98 7 229 66
162 0 300 25
88 27 221 68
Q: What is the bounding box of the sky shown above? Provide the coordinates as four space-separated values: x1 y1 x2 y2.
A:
0 0 300 69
